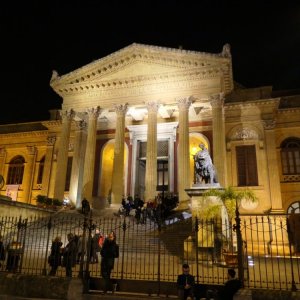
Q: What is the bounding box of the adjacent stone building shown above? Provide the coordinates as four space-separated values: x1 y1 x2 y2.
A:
0 43 299 214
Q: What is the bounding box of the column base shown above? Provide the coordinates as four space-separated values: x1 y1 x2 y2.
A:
267 208 285 214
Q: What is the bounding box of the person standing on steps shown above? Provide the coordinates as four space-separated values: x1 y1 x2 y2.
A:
100 231 119 294
62 233 77 277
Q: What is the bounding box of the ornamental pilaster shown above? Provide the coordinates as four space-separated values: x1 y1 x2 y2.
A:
53 109 75 200
111 104 128 204
177 97 192 205
0 147 7 177
210 93 227 187
144 101 159 201
23 146 37 203
82 106 100 206
41 136 56 196
69 120 87 208
263 119 283 212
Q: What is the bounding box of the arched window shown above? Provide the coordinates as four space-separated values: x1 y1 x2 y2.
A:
7 156 25 185
37 156 45 184
281 138 300 175
288 201 300 214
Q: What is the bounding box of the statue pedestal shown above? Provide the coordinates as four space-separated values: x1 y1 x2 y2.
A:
184 185 225 262
185 184 223 219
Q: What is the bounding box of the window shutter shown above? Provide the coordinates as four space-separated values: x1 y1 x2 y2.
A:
236 145 258 186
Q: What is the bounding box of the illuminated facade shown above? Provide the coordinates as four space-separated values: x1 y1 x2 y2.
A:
0 43 299 214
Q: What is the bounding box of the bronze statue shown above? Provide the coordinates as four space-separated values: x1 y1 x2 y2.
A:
194 143 218 184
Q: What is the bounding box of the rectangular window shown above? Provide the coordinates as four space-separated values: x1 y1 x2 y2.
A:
236 145 258 186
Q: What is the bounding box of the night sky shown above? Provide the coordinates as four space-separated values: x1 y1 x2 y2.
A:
1 1 299 125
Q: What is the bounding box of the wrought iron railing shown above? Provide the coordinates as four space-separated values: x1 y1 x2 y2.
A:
0 211 299 291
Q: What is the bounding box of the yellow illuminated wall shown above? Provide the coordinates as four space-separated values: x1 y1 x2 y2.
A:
99 140 128 199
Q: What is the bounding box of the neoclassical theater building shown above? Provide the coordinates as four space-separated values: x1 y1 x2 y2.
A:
0 43 299 214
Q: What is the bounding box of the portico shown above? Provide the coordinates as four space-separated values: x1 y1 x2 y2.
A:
49 43 232 208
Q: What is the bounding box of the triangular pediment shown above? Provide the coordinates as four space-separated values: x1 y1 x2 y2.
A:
51 43 230 88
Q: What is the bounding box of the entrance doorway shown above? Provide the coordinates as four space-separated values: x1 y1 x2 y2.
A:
157 160 168 197
135 140 169 200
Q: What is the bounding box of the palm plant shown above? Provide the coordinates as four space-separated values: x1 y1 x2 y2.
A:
202 186 258 252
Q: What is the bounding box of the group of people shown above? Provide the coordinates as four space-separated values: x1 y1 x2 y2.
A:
118 193 179 224
48 230 119 293
177 263 241 300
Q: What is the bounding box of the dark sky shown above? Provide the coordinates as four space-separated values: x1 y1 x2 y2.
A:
1 1 300 124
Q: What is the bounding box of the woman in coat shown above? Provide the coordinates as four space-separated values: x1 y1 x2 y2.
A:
100 231 119 294
48 236 63 276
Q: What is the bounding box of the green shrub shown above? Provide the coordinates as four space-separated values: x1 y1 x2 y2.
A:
36 195 47 204
45 197 52 206
52 198 63 206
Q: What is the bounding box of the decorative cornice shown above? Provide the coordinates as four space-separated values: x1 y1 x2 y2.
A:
50 43 231 87
262 120 276 130
225 98 280 110
0 131 49 139
54 67 223 97
231 127 259 141
47 136 56 146
278 107 300 114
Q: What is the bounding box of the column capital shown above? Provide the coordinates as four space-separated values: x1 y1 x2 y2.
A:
262 119 276 130
176 97 193 111
47 136 56 146
87 106 101 120
209 93 225 108
60 109 75 121
145 101 160 113
0 147 6 157
75 120 87 131
114 103 128 116
27 146 37 155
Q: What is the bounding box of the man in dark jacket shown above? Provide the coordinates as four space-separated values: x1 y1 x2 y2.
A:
218 268 241 300
100 231 119 294
62 233 77 277
206 268 241 300
177 263 195 300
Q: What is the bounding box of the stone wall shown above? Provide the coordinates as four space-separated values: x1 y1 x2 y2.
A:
0 273 84 299
0 197 54 219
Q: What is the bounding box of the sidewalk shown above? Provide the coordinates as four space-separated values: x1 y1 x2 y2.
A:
1 291 178 300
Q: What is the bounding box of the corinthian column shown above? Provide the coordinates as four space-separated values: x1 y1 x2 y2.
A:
111 104 128 204
144 101 159 201
177 97 192 205
23 146 37 203
263 120 283 213
82 106 100 206
69 120 87 208
41 136 56 196
53 109 75 200
210 93 227 187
